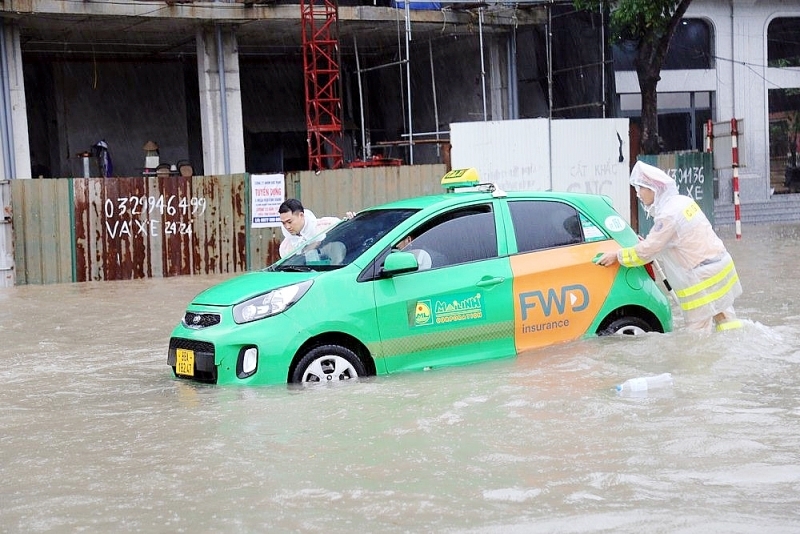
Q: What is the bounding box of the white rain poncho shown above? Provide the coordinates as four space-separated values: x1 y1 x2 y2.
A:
279 208 342 259
618 161 742 330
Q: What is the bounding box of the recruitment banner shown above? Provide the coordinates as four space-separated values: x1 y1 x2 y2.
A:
250 173 284 228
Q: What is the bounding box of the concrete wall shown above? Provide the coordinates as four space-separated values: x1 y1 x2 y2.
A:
451 118 633 221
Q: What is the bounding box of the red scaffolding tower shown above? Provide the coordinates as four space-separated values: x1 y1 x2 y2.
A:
300 0 344 170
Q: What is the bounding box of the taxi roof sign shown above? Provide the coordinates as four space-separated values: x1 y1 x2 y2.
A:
441 168 480 191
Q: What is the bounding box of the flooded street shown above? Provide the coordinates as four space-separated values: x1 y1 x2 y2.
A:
2 223 800 533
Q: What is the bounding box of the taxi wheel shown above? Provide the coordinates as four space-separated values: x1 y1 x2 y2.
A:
291 345 367 384
600 317 652 336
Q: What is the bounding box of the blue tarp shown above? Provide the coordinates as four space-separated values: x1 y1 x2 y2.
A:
393 1 442 9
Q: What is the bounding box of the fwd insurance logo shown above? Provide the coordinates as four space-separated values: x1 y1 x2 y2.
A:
518 285 589 333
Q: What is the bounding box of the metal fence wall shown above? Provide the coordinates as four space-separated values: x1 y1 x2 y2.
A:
8 164 446 285
637 152 714 235
1 179 13 287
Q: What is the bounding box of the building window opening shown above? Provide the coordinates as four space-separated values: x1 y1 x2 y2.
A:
768 17 800 68
768 89 800 194
613 19 712 71
619 91 713 152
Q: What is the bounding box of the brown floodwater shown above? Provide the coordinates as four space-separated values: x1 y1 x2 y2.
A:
1 223 799 533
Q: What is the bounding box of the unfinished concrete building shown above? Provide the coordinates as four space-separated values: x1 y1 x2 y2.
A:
0 0 612 179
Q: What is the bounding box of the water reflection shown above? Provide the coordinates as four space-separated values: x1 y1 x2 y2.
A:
1 225 800 533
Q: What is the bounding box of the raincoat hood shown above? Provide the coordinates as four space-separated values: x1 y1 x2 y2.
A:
629 160 679 217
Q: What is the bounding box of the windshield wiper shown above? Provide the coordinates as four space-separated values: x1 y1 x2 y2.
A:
275 265 314 272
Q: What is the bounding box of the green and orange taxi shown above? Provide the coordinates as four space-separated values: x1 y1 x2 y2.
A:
167 168 672 385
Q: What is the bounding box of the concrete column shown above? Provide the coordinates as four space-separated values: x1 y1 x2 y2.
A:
732 4 769 201
489 35 508 121
0 21 31 180
196 25 245 175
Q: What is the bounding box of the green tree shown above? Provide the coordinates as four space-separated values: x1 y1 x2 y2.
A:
575 0 694 154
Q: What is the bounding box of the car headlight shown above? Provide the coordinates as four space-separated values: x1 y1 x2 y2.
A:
232 280 313 324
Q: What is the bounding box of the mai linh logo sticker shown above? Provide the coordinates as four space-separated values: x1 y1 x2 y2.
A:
604 215 627 233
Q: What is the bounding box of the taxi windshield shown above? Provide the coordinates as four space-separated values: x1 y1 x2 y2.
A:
272 208 417 271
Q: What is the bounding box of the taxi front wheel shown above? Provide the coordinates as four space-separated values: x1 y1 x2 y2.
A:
291 345 367 384
599 317 652 336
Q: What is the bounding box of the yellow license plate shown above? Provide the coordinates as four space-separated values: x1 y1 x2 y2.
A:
175 348 195 377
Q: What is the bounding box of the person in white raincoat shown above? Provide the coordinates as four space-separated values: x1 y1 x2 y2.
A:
596 160 743 332
278 198 346 262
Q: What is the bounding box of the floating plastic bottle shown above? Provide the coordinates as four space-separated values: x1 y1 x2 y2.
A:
616 373 673 395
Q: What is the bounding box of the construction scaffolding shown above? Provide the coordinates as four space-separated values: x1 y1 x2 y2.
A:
348 0 609 167
301 0 345 170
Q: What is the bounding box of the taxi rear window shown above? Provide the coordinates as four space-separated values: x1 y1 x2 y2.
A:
508 200 584 253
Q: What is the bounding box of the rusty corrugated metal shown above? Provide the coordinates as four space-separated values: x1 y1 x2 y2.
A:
297 164 446 218
76 174 253 281
1 179 14 287
637 152 714 235
161 174 194 277
191 174 249 275
9 165 447 285
11 178 72 285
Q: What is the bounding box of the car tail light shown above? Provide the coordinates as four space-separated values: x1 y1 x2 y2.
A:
636 234 657 281
644 262 656 281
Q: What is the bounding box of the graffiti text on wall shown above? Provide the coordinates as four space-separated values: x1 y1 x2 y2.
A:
104 195 207 237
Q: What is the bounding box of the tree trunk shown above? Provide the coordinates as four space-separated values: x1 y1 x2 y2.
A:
632 0 695 156
638 70 661 155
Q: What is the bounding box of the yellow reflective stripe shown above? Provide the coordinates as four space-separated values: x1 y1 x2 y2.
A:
675 260 735 298
716 320 743 332
619 247 646 267
678 272 740 311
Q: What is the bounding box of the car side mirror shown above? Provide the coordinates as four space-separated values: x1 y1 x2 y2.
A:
380 251 419 277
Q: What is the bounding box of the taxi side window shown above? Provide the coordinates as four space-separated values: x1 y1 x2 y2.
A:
410 205 497 268
508 200 584 253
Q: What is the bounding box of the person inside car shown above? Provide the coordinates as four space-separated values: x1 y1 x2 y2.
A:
394 233 432 270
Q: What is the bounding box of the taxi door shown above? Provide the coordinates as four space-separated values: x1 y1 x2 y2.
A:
373 204 515 373
501 199 619 352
